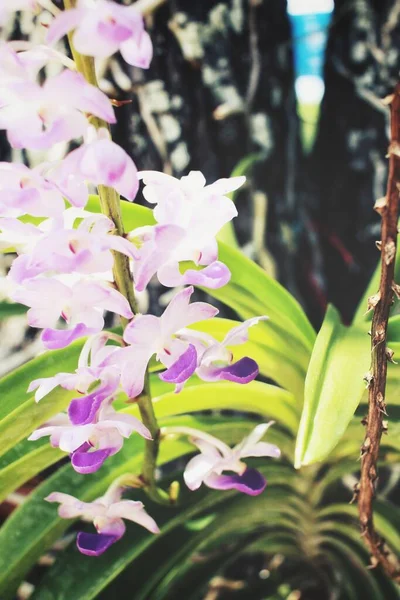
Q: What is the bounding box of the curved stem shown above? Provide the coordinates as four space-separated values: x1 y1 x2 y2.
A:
358 82 400 581
63 0 168 504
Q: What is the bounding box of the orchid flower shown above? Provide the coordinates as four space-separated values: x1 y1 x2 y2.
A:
129 171 244 290
29 403 151 474
52 127 139 204
46 482 159 556
166 423 281 496
0 42 47 87
0 69 115 149
0 162 65 218
8 212 139 283
47 0 153 68
11 275 133 349
108 286 218 398
28 333 122 402
160 316 268 392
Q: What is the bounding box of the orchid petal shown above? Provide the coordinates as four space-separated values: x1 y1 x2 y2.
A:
198 357 259 384
46 8 85 45
159 344 197 386
222 316 268 347
71 447 113 474
107 501 160 533
76 531 120 556
205 468 266 496
42 323 97 350
183 454 217 491
158 261 231 289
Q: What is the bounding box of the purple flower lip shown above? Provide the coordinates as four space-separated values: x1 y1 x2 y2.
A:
211 357 259 384
206 468 267 496
77 531 120 556
159 344 197 384
68 390 106 426
71 446 113 474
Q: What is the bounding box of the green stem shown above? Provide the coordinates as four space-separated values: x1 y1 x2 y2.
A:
63 0 168 504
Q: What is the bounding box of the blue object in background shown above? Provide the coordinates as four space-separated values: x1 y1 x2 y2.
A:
287 0 334 103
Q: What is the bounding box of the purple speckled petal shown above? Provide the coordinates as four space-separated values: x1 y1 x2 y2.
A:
159 344 197 386
42 323 97 350
206 357 259 384
205 468 266 496
76 531 119 556
71 447 113 474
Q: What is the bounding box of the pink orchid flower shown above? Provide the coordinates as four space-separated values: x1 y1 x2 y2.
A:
47 0 153 68
12 275 133 349
52 127 139 205
8 212 139 283
28 333 121 402
160 316 268 392
130 171 244 291
0 42 43 87
107 286 218 399
0 162 65 218
46 483 159 556
167 423 280 496
0 69 115 149
29 403 151 474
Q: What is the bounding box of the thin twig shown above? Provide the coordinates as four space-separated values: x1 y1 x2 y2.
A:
358 82 400 582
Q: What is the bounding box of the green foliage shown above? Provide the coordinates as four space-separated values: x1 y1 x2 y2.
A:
0 199 399 598
295 305 371 467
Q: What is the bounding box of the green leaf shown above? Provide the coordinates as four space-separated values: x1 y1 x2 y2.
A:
0 301 26 318
295 305 371 467
149 381 299 438
0 439 63 504
0 341 83 423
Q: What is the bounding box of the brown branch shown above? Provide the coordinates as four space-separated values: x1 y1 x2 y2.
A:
358 82 400 582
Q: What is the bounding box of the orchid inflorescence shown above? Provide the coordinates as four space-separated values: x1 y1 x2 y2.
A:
1 0 280 556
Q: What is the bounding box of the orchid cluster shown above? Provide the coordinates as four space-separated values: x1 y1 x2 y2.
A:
1 0 280 556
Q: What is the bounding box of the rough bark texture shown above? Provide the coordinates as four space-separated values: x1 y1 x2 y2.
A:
357 82 400 581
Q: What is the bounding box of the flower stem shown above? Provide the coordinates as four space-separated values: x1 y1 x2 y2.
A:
63 0 168 504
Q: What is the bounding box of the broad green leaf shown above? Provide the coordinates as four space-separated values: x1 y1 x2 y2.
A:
0 439 63 504
295 305 371 467
0 387 75 460
0 341 83 422
149 381 298 437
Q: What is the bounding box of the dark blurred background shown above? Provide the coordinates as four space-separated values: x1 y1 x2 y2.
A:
106 0 399 328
